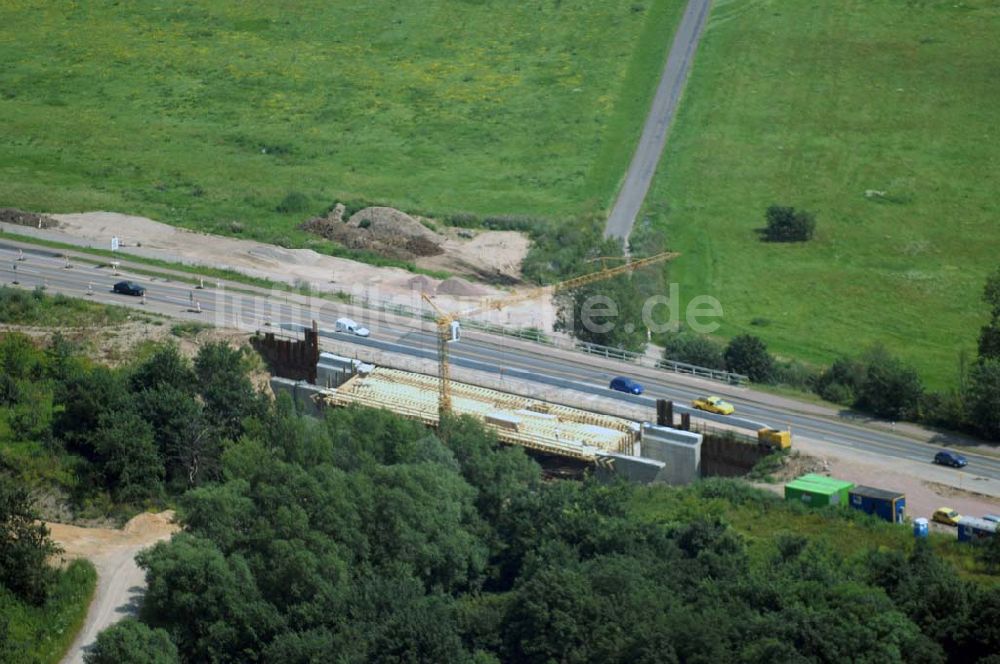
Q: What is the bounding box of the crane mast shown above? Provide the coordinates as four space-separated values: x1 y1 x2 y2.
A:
422 251 679 437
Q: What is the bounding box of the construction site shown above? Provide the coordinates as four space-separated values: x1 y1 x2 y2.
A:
262 345 716 485
324 366 639 461
260 249 777 484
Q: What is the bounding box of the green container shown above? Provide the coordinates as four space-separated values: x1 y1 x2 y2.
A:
785 474 855 507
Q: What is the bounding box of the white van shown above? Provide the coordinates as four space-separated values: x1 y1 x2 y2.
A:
335 317 370 337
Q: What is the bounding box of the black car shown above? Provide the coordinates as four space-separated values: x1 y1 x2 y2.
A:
933 450 967 468
113 280 145 296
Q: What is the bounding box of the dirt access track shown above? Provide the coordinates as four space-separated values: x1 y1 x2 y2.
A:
48 511 179 664
30 210 552 329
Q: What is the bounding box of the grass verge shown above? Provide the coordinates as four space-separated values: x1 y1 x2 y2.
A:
0 284 132 328
0 559 97 664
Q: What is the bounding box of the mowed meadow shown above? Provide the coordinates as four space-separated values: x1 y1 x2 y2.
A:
0 0 683 241
644 0 1000 388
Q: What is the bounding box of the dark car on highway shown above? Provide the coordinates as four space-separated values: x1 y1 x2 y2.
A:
609 376 644 395
933 450 967 468
113 280 145 296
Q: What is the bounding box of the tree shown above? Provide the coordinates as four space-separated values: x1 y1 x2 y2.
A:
967 359 1000 440
194 342 262 441
54 365 130 453
91 412 164 503
855 346 923 420
983 265 1000 318
661 332 726 370
552 238 648 353
724 334 775 382
979 266 1000 360
763 205 816 242
0 475 60 605
130 344 196 396
137 385 219 489
138 534 282 662
367 462 488 593
8 377 53 442
554 274 647 352
0 332 44 405
84 619 179 664
815 356 866 404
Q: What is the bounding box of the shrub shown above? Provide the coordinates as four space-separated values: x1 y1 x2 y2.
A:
967 358 1000 439
276 191 310 214
763 205 815 242
772 358 819 390
661 332 726 370
724 334 775 382
854 346 923 420
815 357 866 404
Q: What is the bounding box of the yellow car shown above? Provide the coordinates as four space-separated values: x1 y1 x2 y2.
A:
932 507 961 527
691 395 735 416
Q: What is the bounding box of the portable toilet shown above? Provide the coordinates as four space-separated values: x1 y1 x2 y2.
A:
849 485 906 524
784 474 855 507
913 518 929 538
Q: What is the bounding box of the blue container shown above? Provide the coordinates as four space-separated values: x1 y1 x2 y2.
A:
849 485 906 524
913 518 929 538
956 516 997 543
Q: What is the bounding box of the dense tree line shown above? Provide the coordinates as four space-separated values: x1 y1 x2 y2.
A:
3 332 998 662
0 333 264 506
79 403 994 662
89 404 1000 663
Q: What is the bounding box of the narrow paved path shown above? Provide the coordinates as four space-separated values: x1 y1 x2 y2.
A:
51 512 178 664
604 0 712 241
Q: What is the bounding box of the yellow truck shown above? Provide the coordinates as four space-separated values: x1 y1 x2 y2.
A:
758 428 792 451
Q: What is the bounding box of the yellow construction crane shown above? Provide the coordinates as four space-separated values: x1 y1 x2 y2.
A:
421 251 679 431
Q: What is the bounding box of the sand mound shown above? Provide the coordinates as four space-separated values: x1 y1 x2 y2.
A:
122 510 177 535
407 275 436 293
347 206 438 241
301 206 443 259
437 276 491 297
247 245 323 267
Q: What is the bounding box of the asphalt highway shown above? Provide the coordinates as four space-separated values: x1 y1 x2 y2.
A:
3 239 999 482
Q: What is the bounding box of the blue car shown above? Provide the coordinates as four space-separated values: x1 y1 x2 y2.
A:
609 376 643 395
933 450 967 468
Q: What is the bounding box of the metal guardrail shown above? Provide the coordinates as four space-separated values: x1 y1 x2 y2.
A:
334 294 748 386
654 358 747 385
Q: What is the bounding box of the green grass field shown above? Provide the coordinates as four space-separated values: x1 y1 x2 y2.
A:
643 0 1000 388
0 0 683 245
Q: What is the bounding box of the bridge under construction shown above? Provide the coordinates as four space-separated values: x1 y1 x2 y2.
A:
321 367 639 461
